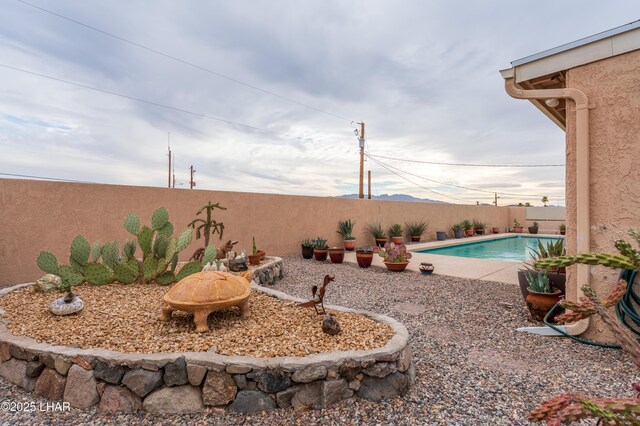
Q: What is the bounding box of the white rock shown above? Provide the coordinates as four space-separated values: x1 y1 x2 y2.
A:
50 296 83 316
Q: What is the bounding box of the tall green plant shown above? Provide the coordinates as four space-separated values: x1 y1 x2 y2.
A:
188 202 226 246
337 219 356 240
388 224 403 238
406 221 428 237
366 223 385 239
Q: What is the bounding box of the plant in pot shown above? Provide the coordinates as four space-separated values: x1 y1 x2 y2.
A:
461 219 473 236
328 246 345 264
337 219 356 251
472 219 486 235
313 237 328 261
518 238 566 301
248 237 261 266
373 242 412 272
355 246 374 268
388 224 404 244
559 223 566 235
406 221 428 242
524 270 562 321
452 223 464 239
301 238 314 259
513 219 524 233
367 223 387 247
492 226 500 234
528 221 539 234
436 231 447 241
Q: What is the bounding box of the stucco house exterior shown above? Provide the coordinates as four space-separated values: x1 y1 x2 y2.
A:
500 20 640 342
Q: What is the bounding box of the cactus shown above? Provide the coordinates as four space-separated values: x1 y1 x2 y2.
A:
188 202 226 247
36 252 59 275
124 213 140 235
56 265 84 290
151 207 169 230
156 271 175 286
138 226 153 255
175 261 202 282
142 256 159 282
70 236 91 266
158 221 174 238
176 229 193 252
113 262 137 284
535 253 636 271
101 241 120 269
201 245 217 266
83 262 114 285
91 241 102 262
153 236 169 258
122 239 136 259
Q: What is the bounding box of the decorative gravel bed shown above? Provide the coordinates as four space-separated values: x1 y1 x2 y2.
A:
0 256 636 425
0 284 392 357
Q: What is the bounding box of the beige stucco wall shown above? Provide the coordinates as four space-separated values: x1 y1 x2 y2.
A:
0 179 511 286
565 49 640 342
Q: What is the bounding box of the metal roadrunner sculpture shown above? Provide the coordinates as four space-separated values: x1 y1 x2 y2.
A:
298 275 334 315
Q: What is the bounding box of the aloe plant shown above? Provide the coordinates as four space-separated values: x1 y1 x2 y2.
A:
524 270 551 293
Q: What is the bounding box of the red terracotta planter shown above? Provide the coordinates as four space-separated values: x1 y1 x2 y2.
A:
384 261 409 272
355 251 373 268
391 237 403 244
248 255 261 266
375 238 387 248
410 236 421 242
328 247 345 264
514 226 524 233
313 248 328 261
526 288 562 321
343 239 357 251
464 230 473 237
492 227 500 234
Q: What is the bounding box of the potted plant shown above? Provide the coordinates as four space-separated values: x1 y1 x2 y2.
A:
528 221 539 234
492 226 500 234
513 219 524 233
406 221 428 242
373 242 412 272
248 237 261 266
301 238 314 259
328 246 345 264
313 237 328 261
559 223 566 235
524 270 562 321
461 219 473 237
337 219 357 251
436 231 447 241
355 246 374 268
452 223 464 239
366 223 387 247
388 224 404 244
472 219 486 235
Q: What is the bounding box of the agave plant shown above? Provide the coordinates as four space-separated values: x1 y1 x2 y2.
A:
406 221 429 237
337 219 356 240
366 223 386 239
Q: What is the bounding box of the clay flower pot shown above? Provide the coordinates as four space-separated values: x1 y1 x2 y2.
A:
313 247 328 261
464 229 474 237
375 238 387 247
301 245 314 259
475 229 485 235
525 288 562 321
391 237 403 244
492 227 500 234
384 261 409 272
410 236 421 242
248 254 261 266
514 226 524 233
328 247 345 264
528 226 539 235
355 250 373 268
343 239 357 251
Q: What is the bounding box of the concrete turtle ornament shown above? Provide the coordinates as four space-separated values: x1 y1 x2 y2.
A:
161 270 253 332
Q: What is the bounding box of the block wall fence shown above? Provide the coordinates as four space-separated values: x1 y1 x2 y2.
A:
0 179 526 286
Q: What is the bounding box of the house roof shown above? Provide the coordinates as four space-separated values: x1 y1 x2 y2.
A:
500 20 640 130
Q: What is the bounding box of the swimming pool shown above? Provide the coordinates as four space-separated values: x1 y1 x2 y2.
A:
414 236 563 262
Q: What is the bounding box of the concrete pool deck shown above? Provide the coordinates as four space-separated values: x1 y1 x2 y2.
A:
343 233 563 285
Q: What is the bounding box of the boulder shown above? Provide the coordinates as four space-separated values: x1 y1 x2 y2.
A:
202 371 236 406
291 365 327 383
254 370 290 393
276 386 300 408
54 357 71 375
322 379 353 406
363 362 397 378
228 390 276 414
0 358 36 391
291 382 322 408
26 360 45 378
34 368 66 400
143 385 204 414
94 361 125 384
186 364 207 386
357 372 409 402
63 365 99 408
397 346 412 372
50 295 84 316
35 274 61 293
122 368 163 397
322 315 341 335
233 374 247 389
98 385 141 413
0 343 10 362
163 357 188 387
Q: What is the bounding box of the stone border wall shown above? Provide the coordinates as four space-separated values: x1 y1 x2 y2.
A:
0 282 412 415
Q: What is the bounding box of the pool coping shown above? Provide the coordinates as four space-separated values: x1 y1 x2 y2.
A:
343 233 564 286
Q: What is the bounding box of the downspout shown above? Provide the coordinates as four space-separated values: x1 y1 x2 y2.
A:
504 76 590 336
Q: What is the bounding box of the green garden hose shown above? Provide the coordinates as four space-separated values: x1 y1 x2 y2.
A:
542 269 638 349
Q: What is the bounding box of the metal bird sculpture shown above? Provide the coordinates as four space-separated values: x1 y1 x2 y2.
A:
298 275 334 315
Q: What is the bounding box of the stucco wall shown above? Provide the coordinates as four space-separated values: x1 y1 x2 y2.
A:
0 179 511 286
565 49 640 342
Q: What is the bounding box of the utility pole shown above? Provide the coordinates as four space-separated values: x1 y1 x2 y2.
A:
358 122 365 199
190 165 196 189
167 133 172 188
367 170 371 200
172 153 176 188
494 192 499 206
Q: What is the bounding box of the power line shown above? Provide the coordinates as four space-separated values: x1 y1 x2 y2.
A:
371 155 565 200
15 0 352 123
0 172 93 183
367 152 565 168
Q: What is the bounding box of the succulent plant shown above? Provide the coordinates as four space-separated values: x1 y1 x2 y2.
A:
524 270 551 293
460 220 473 231
188 202 226 247
301 238 313 247
373 242 412 263
337 219 356 240
366 223 386 239
388 224 403 238
313 237 328 249
406 221 428 237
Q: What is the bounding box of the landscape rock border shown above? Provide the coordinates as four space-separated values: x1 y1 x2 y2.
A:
0 278 413 414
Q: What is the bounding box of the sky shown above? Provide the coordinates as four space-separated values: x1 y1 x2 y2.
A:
1 0 638 206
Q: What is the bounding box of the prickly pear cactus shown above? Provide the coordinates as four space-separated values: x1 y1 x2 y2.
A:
84 262 114 285
70 236 91 266
124 213 140 235
36 252 59 275
151 207 169 231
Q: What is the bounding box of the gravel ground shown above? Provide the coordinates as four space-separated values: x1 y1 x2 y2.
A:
0 256 636 425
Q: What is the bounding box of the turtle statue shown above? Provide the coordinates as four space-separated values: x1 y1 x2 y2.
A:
161 270 253 332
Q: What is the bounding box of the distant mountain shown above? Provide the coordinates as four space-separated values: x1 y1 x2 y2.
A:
337 193 448 204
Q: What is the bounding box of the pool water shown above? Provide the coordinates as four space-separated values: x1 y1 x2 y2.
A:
414 236 563 262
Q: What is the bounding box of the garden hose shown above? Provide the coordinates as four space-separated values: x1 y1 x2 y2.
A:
542 269 638 349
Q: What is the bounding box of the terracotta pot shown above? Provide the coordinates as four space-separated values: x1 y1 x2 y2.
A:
391 236 403 244
492 227 500 234
410 236 421 242
436 231 447 241
526 288 562 321
560 230 566 235
355 251 373 268
344 239 357 251
514 226 524 233
375 238 387 247
464 229 473 237
475 229 485 235
384 261 409 272
248 254 261 266
301 245 314 259
328 247 345 264
313 248 328 261
528 227 539 234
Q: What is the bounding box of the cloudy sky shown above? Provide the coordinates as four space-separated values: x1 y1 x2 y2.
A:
1 1 638 205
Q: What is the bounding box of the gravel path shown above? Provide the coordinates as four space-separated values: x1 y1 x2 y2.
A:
0 256 636 425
